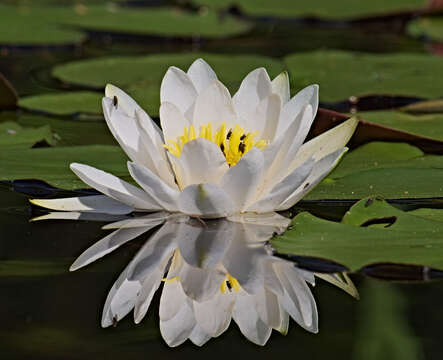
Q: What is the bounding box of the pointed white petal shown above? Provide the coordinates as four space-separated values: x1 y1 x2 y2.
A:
189 323 211 346
70 163 161 211
30 211 127 222
102 211 170 229
30 195 133 215
127 162 180 212
193 292 235 337
160 101 191 145
251 94 281 142
160 66 197 114
232 291 272 346
187 58 217 94
159 279 187 321
275 84 318 139
233 68 272 123
220 147 264 212
227 212 290 230
178 263 224 302
192 80 237 130
248 157 314 213
271 71 290 104
70 226 155 271
178 183 235 218
134 267 163 324
172 138 229 188
160 298 196 347
254 287 281 329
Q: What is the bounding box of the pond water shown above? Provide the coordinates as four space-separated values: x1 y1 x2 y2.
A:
2 0 443 358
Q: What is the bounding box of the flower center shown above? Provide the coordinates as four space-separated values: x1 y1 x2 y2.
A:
164 122 268 167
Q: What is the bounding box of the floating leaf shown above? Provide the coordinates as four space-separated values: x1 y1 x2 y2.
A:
273 197 443 271
52 53 284 116
284 50 443 103
408 16 443 42
195 0 424 19
0 122 55 148
0 145 130 189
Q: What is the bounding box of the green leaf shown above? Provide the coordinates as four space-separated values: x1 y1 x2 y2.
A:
0 122 55 148
273 197 443 271
284 50 443 102
18 91 103 117
51 53 284 116
408 16 443 42
359 111 443 142
195 0 424 19
0 145 130 189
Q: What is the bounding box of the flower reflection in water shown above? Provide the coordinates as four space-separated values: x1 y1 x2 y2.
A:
35 211 358 347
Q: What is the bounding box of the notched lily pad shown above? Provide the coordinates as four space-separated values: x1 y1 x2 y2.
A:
284 50 443 103
273 197 443 271
0 122 56 148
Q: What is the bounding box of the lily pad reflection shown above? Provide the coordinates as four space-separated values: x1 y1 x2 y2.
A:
34 211 358 346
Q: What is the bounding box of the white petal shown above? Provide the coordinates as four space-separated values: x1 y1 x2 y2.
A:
160 297 196 347
160 279 187 321
70 163 161 211
277 148 347 210
178 218 232 269
189 324 211 346
275 84 318 140
102 211 170 229
105 84 143 117
178 183 235 218
70 225 156 271
171 139 229 188
160 66 197 114
227 212 291 231
187 58 217 94
277 304 290 335
134 267 164 324
271 71 290 104
233 68 272 123
232 290 272 346
251 94 281 142
30 211 127 222
30 195 133 215
193 292 235 337
220 147 264 212
160 101 191 144
247 157 314 213
254 287 281 329
289 117 358 170
192 80 237 130
127 162 180 212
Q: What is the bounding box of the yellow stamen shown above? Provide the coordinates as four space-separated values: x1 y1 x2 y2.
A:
220 274 242 293
164 122 268 167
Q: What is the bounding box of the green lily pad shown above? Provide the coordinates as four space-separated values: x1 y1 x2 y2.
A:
359 111 443 142
0 145 130 189
284 50 443 103
408 16 443 42
195 0 424 19
0 112 115 146
0 122 55 148
50 53 283 117
18 91 102 117
0 4 85 45
307 141 443 200
273 197 443 271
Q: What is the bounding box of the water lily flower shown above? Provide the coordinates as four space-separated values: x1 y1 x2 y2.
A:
57 212 357 347
31 59 357 218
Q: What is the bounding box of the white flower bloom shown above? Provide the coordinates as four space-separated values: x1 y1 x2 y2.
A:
49 212 357 347
30 59 358 218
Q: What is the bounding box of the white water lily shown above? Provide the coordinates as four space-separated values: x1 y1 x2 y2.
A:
56 212 357 347
31 58 357 218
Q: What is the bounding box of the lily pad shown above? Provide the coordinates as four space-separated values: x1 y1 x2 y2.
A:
358 111 443 142
284 50 443 103
0 4 85 45
51 53 284 117
18 91 103 117
195 0 424 19
0 145 130 189
0 122 55 148
273 197 443 271
408 16 443 42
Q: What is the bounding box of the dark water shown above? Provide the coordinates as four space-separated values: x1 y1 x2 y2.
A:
1 2 443 358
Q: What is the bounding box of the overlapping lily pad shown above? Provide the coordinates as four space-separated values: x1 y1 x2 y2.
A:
408 16 443 42
50 53 283 116
195 0 424 19
307 141 443 200
273 197 443 271
284 50 443 103
0 145 129 189
0 122 55 148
